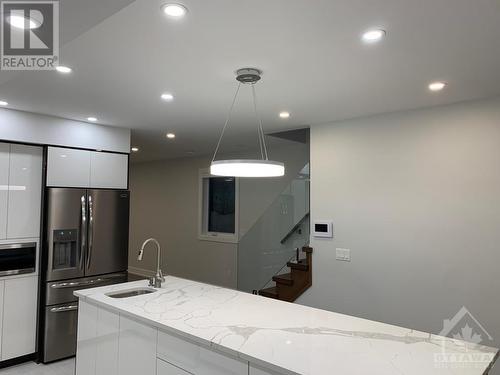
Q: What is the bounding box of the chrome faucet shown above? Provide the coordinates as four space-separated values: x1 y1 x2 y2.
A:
137 238 165 288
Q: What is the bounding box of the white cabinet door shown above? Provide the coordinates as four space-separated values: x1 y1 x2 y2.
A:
47 147 91 188
157 359 191 375
90 152 128 189
95 307 119 375
0 280 4 359
7 144 42 239
157 330 247 375
76 301 98 375
1 276 38 360
0 143 9 240
118 316 157 375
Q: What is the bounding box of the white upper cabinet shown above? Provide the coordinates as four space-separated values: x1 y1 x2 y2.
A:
47 147 91 188
90 152 128 189
7 144 43 239
0 143 8 240
47 147 128 189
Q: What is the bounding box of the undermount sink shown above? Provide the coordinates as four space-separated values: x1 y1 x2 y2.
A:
106 288 157 299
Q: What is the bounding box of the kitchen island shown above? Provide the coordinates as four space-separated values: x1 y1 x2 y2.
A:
74 276 498 375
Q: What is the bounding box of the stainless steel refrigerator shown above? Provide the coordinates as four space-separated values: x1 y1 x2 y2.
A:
40 188 130 363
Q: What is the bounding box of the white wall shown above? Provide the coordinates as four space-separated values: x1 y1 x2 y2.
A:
0 108 130 153
299 97 500 370
128 138 309 288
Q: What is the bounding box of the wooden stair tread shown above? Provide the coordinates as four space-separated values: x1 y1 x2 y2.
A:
302 246 313 254
259 287 279 299
272 273 294 286
287 258 309 271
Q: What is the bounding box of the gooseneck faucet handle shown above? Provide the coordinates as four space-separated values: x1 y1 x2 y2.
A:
137 238 165 288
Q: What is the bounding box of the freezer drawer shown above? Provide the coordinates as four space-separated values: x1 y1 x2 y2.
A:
43 302 79 362
46 273 127 305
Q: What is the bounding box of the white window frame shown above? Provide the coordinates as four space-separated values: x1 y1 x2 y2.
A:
198 168 239 243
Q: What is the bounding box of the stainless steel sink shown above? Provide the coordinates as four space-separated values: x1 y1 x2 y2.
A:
106 288 157 299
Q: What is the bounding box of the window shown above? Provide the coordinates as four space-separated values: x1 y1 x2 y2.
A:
199 170 239 243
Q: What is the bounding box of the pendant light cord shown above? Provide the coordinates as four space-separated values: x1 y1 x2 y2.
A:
251 83 269 160
212 82 242 162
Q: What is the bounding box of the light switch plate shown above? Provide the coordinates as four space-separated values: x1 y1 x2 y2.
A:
336 248 351 262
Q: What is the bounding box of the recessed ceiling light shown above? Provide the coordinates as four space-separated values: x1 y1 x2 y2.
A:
7 14 42 30
362 29 386 43
56 65 72 74
87 117 98 122
279 111 291 119
131 147 139 152
162 3 188 18
0 101 8 106
166 133 176 139
161 93 174 101
428 81 447 92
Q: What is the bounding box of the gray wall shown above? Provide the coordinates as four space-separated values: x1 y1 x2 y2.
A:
299 97 500 369
0 108 130 152
128 138 309 288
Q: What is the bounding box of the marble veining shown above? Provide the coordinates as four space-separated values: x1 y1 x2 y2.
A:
75 277 498 375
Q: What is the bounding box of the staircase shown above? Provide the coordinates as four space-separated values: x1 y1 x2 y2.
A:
258 246 313 302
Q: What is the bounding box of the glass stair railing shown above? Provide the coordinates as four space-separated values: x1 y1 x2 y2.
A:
237 163 310 293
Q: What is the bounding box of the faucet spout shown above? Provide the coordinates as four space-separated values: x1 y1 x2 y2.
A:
137 238 165 287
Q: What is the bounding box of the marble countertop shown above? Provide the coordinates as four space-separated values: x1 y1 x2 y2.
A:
75 276 498 375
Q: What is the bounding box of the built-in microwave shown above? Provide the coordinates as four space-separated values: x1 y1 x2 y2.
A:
0 242 37 277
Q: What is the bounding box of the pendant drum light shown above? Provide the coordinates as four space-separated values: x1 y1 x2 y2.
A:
210 68 285 178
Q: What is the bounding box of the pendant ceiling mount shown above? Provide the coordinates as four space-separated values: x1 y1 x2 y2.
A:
210 68 285 178
235 68 262 84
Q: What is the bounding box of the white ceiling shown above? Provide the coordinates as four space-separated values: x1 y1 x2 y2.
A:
1 0 499 162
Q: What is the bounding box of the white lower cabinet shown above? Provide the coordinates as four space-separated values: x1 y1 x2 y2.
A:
0 280 4 358
95 307 119 375
157 330 247 375
157 359 191 375
1 276 38 360
118 316 157 375
76 301 98 375
76 301 250 375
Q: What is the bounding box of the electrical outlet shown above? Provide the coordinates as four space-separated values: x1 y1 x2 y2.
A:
336 248 351 262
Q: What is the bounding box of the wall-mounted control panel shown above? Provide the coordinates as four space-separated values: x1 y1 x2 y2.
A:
336 248 351 262
313 220 333 238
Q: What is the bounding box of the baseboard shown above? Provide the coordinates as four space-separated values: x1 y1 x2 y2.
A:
128 266 156 278
0 353 36 369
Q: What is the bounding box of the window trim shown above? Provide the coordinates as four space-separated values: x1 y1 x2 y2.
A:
198 168 239 244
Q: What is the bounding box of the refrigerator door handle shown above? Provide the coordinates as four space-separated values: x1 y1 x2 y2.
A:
50 305 79 313
80 195 87 271
87 195 94 270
